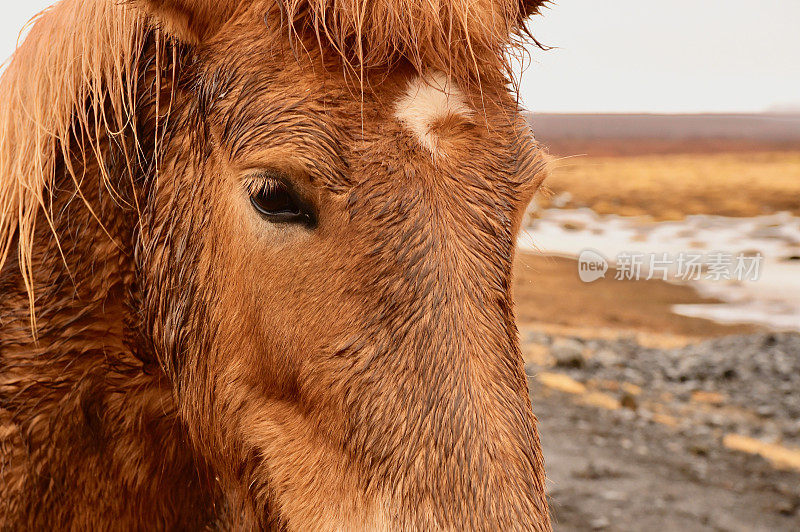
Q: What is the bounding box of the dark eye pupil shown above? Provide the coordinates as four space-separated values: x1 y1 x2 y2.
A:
249 179 316 228
251 185 299 216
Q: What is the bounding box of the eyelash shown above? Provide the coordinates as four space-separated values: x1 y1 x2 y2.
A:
244 175 281 198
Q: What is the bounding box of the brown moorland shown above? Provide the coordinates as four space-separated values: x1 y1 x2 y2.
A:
528 113 800 219
535 151 800 220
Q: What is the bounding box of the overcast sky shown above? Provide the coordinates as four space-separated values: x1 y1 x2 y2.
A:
3 1 799 113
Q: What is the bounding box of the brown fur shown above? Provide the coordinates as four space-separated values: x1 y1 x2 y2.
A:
0 0 551 529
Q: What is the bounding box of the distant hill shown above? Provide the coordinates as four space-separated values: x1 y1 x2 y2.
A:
526 113 800 155
767 104 800 114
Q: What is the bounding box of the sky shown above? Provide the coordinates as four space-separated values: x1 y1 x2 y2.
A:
3 1 799 114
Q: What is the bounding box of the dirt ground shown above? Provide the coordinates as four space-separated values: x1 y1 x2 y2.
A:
512 253 758 341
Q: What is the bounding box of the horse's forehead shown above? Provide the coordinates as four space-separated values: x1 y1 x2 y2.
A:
209 53 526 190
392 71 475 155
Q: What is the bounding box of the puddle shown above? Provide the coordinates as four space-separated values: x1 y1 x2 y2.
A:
519 209 800 332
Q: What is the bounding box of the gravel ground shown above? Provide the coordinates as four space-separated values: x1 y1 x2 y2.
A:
524 331 800 531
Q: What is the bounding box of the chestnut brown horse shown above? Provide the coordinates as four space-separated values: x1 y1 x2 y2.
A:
0 0 551 529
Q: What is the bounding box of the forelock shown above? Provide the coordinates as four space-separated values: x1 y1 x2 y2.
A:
278 0 546 86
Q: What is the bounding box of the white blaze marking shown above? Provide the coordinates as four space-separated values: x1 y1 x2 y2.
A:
394 72 473 154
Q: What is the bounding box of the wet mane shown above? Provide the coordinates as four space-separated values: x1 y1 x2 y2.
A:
283 0 545 82
0 1 154 329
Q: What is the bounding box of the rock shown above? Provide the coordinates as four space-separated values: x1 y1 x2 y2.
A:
573 462 624 480
601 491 626 502
762 334 779 348
620 392 638 411
756 405 776 418
784 420 800 438
774 498 800 517
561 220 586 232
614 408 636 422
692 425 713 438
551 338 586 369
525 331 552 346
590 516 611 530
593 348 623 368
707 413 727 428
689 460 709 480
688 444 709 457
622 368 645 385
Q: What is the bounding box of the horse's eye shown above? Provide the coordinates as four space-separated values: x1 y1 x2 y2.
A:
249 179 315 227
